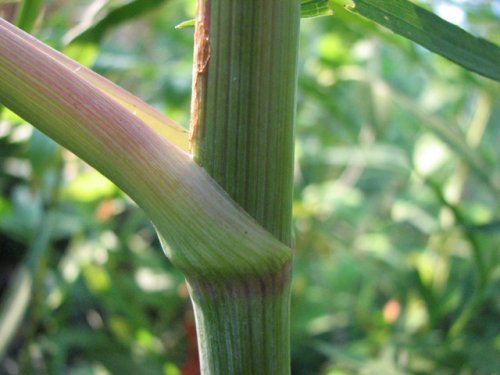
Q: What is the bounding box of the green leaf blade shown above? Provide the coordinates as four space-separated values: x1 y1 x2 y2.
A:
301 0 334 18
349 0 500 81
66 0 169 45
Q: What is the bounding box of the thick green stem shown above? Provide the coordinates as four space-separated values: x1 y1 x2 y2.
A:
191 0 299 244
189 0 300 373
189 264 292 374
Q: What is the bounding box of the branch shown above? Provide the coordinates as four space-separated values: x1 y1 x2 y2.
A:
0 18 291 282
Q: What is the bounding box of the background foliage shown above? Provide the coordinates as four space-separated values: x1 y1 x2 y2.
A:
0 0 499 374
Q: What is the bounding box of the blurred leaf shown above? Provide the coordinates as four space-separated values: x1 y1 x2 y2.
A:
64 171 117 202
0 199 57 359
0 135 23 159
0 197 10 216
163 363 181 375
66 0 170 45
462 220 500 234
392 200 438 234
0 186 42 243
14 0 43 31
63 42 99 67
315 340 365 366
301 0 334 18
465 340 500 374
51 329 165 374
322 144 409 171
83 264 112 294
0 265 32 357
334 67 497 193
25 129 59 179
413 134 450 176
348 0 500 81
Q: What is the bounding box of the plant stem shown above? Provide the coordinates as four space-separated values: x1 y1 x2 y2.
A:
191 0 299 244
0 19 291 282
189 0 300 373
189 265 293 374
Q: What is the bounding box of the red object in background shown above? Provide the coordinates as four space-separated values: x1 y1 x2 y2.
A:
181 311 200 375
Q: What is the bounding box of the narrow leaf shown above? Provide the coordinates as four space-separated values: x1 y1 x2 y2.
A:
0 266 32 357
301 0 334 18
348 0 500 81
175 19 195 30
65 0 169 45
14 0 43 31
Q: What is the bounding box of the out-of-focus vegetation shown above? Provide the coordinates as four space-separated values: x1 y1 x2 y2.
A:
0 0 498 374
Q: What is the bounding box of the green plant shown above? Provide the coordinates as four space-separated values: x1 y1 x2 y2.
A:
0 0 499 374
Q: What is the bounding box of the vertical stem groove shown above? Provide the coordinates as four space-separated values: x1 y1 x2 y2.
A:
191 0 300 246
189 0 300 373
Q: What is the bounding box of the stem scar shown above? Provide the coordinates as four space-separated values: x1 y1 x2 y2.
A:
189 3 211 150
196 19 211 74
